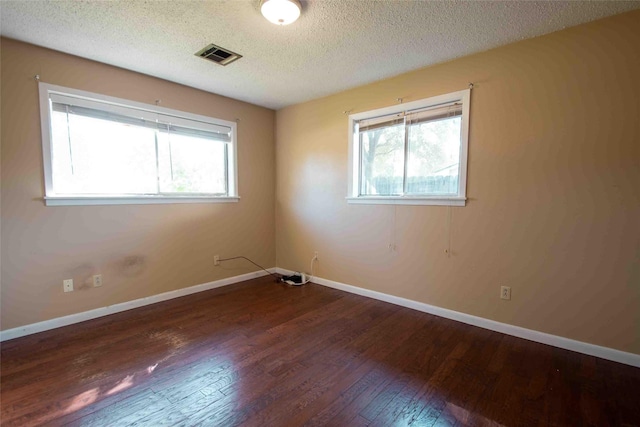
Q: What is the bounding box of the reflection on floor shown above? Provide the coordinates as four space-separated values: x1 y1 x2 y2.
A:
1 275 639 426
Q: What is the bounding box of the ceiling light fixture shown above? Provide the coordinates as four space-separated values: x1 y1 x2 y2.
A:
260 0 301 25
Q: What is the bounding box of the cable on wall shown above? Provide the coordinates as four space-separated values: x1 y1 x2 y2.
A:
218 256 281 281
446 206 453 258
388 205 397 252
308 252 318 282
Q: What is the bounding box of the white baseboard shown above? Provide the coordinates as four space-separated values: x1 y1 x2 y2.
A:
4 267 638 368
0 269 276 342
276 268 640 368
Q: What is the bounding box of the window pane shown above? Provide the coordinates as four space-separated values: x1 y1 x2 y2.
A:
157 132 226 194
406 116 461 195
360 124 405 195
51 112 157 194
42 83 238 203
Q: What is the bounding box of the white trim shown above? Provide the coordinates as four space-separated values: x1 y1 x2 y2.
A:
349 91 469 122
347 89 470 206
41 83 238 133
458 89 471 200
276 268 640 368
39 82 55 197
346 196 466 206
44 196 240 206
0 268 275 342
5 267 637 368
38 82 239 203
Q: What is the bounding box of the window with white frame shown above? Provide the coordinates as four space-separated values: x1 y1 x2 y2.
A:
39 83 238 206
348 89 470 206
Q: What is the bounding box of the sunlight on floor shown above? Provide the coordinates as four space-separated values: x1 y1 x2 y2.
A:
62 331 191 417
106 374 135 395
63 362 161 416
447 401 505 427
64 388 99 414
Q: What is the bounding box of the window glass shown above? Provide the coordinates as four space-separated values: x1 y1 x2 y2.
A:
360 123 405 196
348 89 470 206
406 115 461 195
39 83 238 205
51 111 158 194
156 131 227 194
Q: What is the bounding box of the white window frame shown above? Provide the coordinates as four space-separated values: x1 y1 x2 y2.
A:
38 83 239 206
347 89 470 206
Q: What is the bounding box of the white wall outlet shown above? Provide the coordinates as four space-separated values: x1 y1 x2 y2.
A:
63 279 74 292
93 274 103 287
214 255 220 266
500 286 511 300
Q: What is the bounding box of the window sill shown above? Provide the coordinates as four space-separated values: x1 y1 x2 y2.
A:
44 195 240 206
346 196 466 206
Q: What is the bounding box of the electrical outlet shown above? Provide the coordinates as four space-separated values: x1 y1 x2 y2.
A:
500 286 511 300
93 274 103 287
63 279 74 292
214 255 220 266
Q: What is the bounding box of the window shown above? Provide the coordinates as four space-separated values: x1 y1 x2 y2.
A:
348 89 470 206
39 83 238 206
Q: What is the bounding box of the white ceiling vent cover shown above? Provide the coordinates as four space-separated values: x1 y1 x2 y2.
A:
195 44 242 66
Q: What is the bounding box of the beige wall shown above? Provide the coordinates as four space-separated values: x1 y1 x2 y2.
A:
2 11 639 355
276 11 640 354
1 38 276 330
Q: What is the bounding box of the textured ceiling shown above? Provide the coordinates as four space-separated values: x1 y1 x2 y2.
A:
1 0 639 110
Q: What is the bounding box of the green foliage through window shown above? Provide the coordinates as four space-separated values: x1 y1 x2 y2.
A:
348 89 470 206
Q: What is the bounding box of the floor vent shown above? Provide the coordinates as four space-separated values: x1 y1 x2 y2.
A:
195 44 242 66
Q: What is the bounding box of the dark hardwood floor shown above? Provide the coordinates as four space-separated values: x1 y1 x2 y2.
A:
1 275 639 426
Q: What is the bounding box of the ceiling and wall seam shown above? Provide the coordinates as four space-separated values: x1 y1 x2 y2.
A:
1 1 638 109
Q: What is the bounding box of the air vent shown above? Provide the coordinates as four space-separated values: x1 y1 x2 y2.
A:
195 44 242 66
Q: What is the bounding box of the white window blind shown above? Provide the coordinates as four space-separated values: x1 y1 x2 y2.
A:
39 83 238 206
348 89 470 206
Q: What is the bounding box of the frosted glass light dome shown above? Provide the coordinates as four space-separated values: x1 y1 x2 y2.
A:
261 0 301 25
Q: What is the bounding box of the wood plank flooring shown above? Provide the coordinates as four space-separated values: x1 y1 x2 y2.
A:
1 275 639 426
